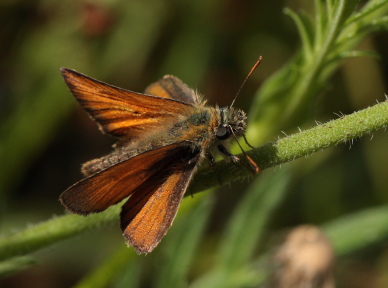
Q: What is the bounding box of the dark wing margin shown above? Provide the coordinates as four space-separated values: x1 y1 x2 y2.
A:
59 142 196 215
144 75 199 105
61 68 194 138
121 146 200 254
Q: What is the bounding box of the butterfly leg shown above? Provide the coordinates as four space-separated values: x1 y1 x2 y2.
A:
217 144 240 163
205 152 216 166
205 151 225 186
217 144 258 174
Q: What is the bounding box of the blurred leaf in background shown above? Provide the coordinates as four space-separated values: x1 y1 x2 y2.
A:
0 0 388 287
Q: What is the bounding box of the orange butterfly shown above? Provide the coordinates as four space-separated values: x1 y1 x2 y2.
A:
60 59 261 254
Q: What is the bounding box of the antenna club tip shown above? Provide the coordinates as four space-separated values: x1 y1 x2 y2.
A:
253 56 263 70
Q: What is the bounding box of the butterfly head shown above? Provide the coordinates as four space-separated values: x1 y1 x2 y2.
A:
215 107 247 140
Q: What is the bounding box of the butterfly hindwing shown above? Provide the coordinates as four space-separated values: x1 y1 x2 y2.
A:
121 148 200 254
61 68 194 138
144 75 199 105
59 142 195 215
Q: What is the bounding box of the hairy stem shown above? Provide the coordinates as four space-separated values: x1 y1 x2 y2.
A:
0 99 387 262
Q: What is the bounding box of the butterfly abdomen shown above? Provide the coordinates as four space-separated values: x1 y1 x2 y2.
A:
80 141 153 176
81 150 131 176
81 130 185 177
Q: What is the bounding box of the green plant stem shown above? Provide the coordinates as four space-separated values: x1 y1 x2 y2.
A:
0 256 36 277
0 99 387 262
191 98 388 193
0 206 120 262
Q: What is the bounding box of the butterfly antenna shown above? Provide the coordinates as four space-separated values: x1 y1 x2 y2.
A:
230 56 263 108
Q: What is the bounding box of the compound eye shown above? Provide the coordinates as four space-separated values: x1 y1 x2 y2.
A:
216 126 231 140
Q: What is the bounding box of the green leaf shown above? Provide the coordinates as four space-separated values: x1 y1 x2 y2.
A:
155 194 214 288
189 168 292 288
284 8 315 60
324 205 388 257
346 0 388 25
73 245 137 288
218 168 292 270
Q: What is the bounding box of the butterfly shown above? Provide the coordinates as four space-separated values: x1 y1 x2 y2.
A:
60 58 261 254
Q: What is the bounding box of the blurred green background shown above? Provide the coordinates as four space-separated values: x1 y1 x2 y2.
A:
0 0 387 287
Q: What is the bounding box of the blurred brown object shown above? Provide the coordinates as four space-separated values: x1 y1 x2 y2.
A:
268 225 335 288
81 1 116 37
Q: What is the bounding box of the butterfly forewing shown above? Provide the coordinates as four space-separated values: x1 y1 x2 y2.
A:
61 68 194 138
60 142 193 215
121 149 199 254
